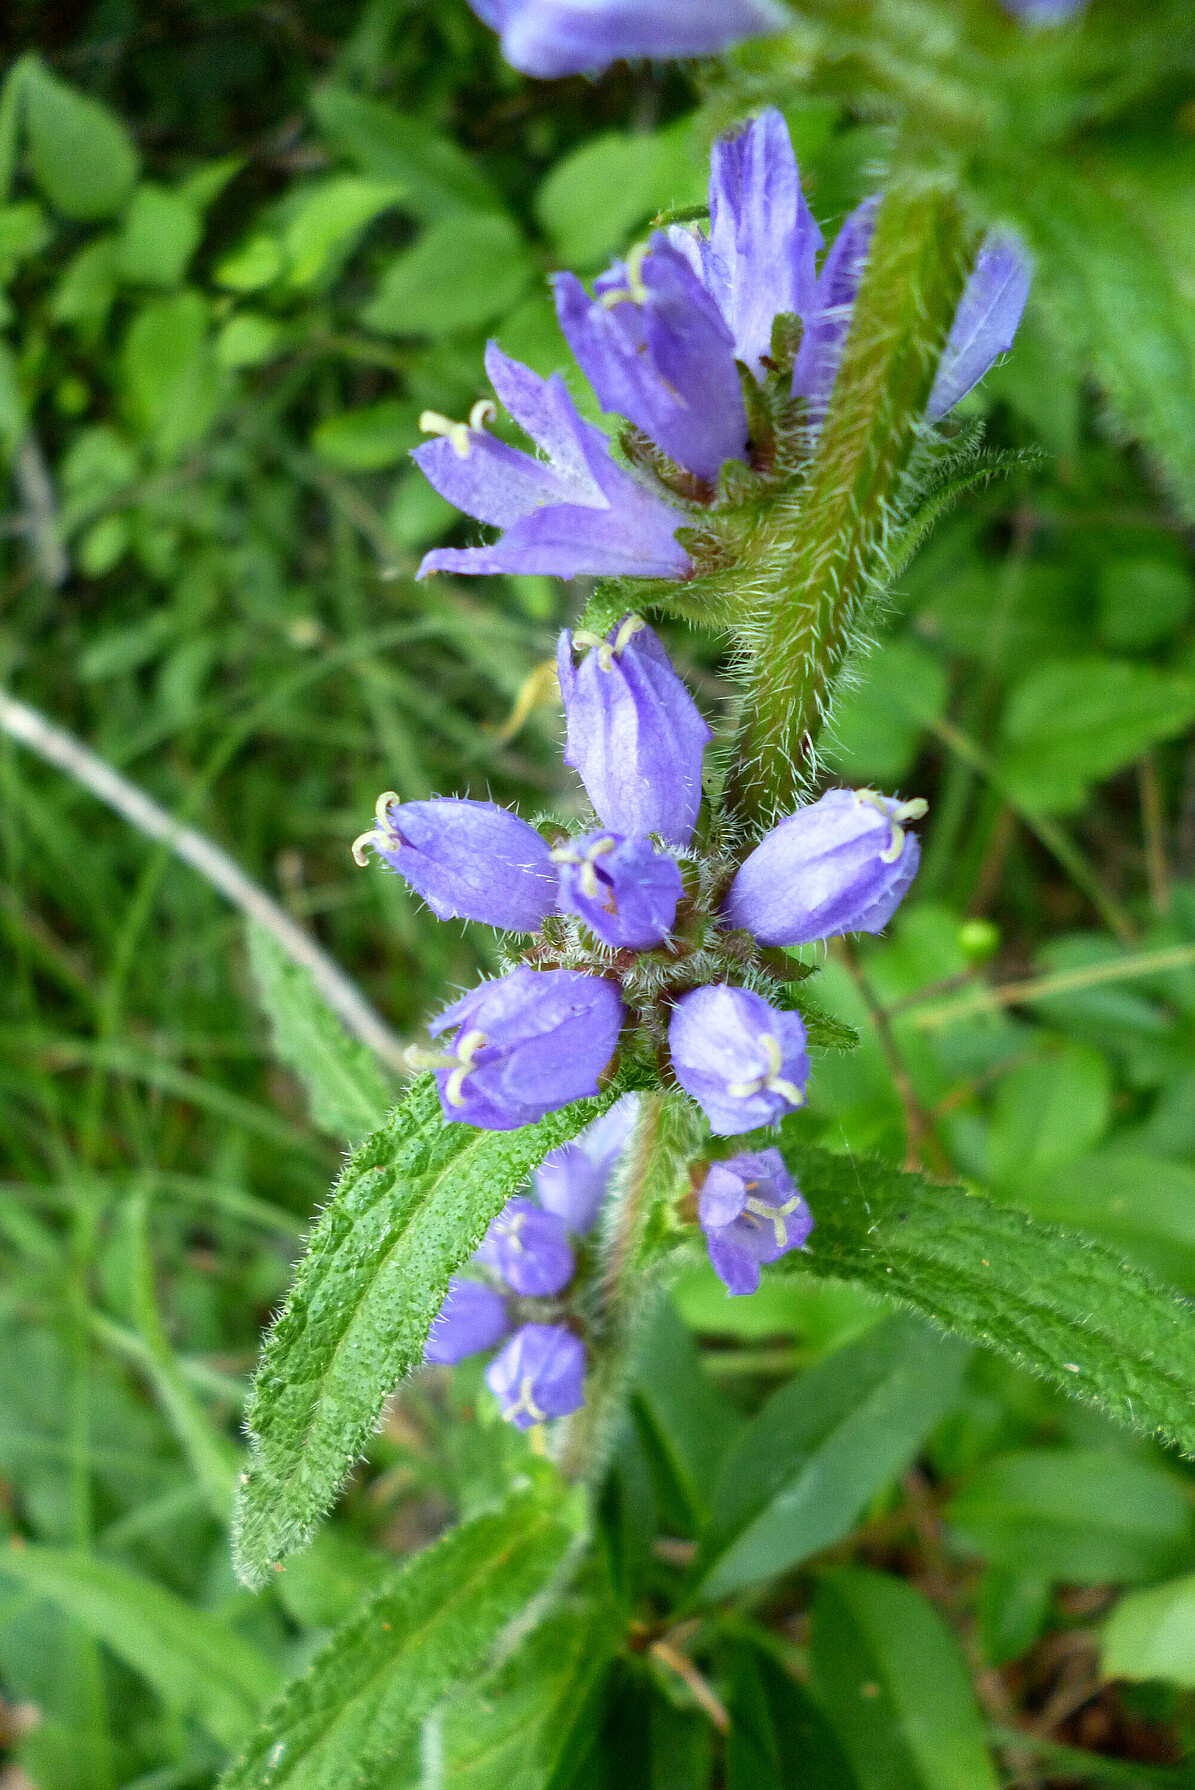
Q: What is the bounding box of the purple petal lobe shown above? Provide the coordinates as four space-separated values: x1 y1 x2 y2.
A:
424 1276 511 1364
791 196 879 414
553 240 746 484
357 796 556 932
669 984 810 1136
557 617 711 846
474 0 787 78
485 1323 585 1429
426 964 624 1130
535 1091 640 1233
723 788 924 947
698 1147 813 1296
476 1196 575 1296
553 829 683 949
1000 0 1084 18
707 108 823 379
927 232 1032 421
414 345 691 583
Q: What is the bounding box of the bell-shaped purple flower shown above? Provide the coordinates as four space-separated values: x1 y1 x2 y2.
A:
699 1147 813 1295
999 0 1084 19
466 0 787 78
485 1323 586 1429
723 788 926 948
535 1092 640 1234
557 617 711 847
669 984 809 1136
412 344 691 583
411 964 624 1130
424 1275 511 1365
475 1196 575 1296
927 232 1032 421
552 829 682 949
353 794 556 932
553 239 746 485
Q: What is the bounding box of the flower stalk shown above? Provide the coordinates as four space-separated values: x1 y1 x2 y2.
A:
726 178 971 826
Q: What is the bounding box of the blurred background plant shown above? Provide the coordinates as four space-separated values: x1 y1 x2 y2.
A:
2 0 1195 1785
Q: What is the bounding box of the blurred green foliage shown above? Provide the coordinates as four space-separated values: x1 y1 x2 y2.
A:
1 1 1195 1786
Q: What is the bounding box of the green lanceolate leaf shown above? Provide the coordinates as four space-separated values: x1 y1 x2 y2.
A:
690 1316 966 1602
438 1590 620 1790
223 1483 584 1790
728 180 969 823
0 1542 280 1750
778 1140 1195 1457
809 1568 999 1790
632 1299 744 1535
233 1079 616 1588
245 921 395 1143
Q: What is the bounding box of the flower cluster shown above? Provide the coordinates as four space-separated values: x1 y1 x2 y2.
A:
423 1098 639 1427
356 616 925 1144
411 109 1030 586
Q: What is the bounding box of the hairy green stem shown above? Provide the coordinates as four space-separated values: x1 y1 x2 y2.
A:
727 179 970 826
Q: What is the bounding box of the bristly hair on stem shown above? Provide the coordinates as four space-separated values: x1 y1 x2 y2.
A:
724 178 972 830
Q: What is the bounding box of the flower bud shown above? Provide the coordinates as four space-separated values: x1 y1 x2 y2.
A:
485 1323 586 1429
669 984 809 1136
557 617 711 847
552 829 682 949
475 1197 575 1296
410 965 624 1131
722 788 927 947
353 795 556 933
535 1092 640 1234
698 1148 813 1296
423 1276 511 1365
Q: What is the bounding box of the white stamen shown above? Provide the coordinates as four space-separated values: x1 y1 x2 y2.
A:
420 410 473 459
727 1033 805 1109
509 1374 546 1425
597 241 650 310
469 399 497 432
404 1027 488 1105
745 1193 804 1246
856 788 913 864
572 614 645 672
351 792 401 867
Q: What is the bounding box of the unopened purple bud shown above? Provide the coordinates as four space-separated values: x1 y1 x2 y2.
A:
466 0 787 78
557 617 711 848
410 964 624 1131
353 795 555 933
423 1276 511 1364
669 984 809 1136
476 1196 575 1296
722 788 926 948
552 830 682 949
485 1323 586 1430
535 1092 640 1233
698 1148 813 1296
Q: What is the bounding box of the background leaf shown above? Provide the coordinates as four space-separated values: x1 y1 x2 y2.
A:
21 58 138 219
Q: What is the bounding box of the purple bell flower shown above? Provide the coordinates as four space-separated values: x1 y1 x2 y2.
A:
553 239 747 485
424 1275 511 1365
352 794 556 933
927 232 1032 421
486 1322 586 1429
999 0 1084 20
552 829 683 949
535 1091 640 1233
669 984 809 1136
412 344 691 582
557 617 712 847
465 0 788 78
722 788 926 948
475 1196 575 1296
410 964 624 1130
699 1147 813 1295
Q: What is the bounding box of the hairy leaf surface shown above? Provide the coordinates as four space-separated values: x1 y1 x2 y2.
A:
234 1079 614 1586
779 1141 1195 1456
223 1485 582 1790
